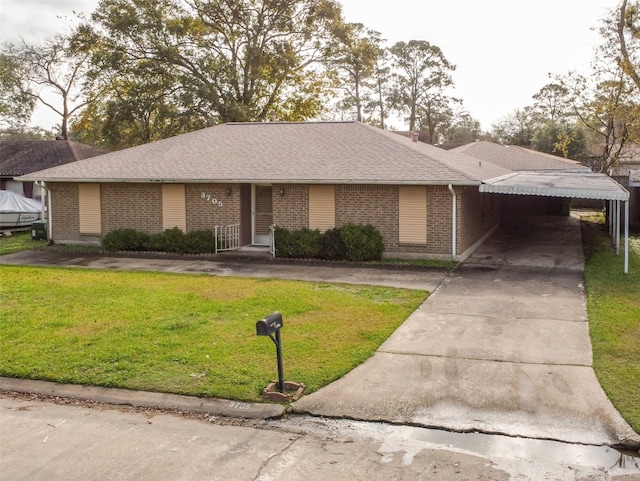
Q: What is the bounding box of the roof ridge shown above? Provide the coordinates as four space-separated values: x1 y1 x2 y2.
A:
353 122 497 182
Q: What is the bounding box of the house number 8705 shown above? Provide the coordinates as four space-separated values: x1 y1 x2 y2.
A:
201 192 224 207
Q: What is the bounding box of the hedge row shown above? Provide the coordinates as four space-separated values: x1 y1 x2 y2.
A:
274 223 384 261
102 227 217 254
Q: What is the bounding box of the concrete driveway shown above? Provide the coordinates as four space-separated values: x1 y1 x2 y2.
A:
293 216 640 448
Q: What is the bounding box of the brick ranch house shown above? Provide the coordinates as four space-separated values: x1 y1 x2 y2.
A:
19 121 630 262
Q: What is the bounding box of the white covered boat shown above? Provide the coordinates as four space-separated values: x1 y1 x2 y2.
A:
0 191 43 229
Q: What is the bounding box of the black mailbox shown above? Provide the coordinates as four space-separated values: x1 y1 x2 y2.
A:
256 312 283 336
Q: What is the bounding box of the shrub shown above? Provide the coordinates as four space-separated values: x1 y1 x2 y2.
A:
147 227 186 253
275 224 384 262
273 226 294 258
102 228 216 254
102 229 150 251
341 223 384 262
184 230 216 254
274 226 321 258
319 227 347 261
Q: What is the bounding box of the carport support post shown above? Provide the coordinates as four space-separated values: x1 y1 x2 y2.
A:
616 200 621 255
625 200 629 274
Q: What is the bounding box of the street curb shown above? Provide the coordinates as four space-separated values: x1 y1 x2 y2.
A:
0 377 285 420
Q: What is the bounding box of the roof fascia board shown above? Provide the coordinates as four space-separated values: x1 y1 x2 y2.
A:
17 176 478 186
479 184 629 201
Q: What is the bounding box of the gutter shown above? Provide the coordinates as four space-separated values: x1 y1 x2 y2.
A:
17 177 480 186
448 184 457 260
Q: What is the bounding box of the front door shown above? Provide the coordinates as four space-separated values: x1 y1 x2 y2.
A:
253 185 273 245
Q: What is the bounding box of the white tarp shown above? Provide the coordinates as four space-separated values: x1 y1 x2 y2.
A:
0 190 42 213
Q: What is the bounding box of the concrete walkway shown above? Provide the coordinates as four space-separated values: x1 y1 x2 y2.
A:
293 216 640 448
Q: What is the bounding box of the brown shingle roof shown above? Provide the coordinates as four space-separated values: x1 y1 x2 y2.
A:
19 122 510 185
451 141 591 173
0 140 108 177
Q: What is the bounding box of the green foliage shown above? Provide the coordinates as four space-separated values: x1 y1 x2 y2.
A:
341 222 384 261
388 40 456 132
102 228 216 254
0 231 48 255
275 223 384 261
582 215 640 433
318 227 347 260
71 0 344 147
0 52 35 129
147 227 186 253
274 226 322 259
102 228 150 251
0 266 426 401
183 229 217 254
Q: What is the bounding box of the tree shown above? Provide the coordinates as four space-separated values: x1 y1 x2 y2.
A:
0 52 35 130
388 40 455 132
326 23 384 122
79 0 343 134
531 83 572 123
362 49 392 128
615 0 640 91
491 107 536 146
528 82 587 159
441 109 483 145
8 35 92 140
557 69 640 172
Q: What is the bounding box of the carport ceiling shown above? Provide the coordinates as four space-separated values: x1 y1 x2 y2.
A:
479 172 629 201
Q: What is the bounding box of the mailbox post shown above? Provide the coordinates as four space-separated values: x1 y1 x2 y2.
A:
256 312 285 393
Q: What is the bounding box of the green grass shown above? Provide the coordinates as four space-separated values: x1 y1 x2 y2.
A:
0 266 426 402
581 215 640 433
0 231 48 255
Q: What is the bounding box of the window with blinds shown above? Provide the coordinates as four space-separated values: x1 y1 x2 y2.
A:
309 185 335 231
162 184 186 231
399 186 427 244
78 183 102 235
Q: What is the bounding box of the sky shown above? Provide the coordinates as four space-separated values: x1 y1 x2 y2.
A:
0 0 618 132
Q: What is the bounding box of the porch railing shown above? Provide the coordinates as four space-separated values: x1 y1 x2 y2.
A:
268 224 276 257
215 224 240 253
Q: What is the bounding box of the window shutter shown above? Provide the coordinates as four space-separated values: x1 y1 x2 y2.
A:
78 184 101 235
399 186 427 244
162 184 186 231
309 185 335 232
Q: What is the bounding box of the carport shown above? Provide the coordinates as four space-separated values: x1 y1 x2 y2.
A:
480 172 631 273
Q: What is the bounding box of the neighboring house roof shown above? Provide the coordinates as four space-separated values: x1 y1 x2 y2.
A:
18 122 510 185
452 141 591 173
0 140 109 177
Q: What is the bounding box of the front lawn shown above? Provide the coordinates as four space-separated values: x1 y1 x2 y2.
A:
0 231 48 255
581 215 640 433
0 266 426 402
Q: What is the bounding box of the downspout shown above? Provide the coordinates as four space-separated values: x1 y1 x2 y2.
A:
35 181 52 242
448 184 457 260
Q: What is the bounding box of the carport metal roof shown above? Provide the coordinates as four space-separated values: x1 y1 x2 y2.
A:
480 171 631 274
479 172 629 201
